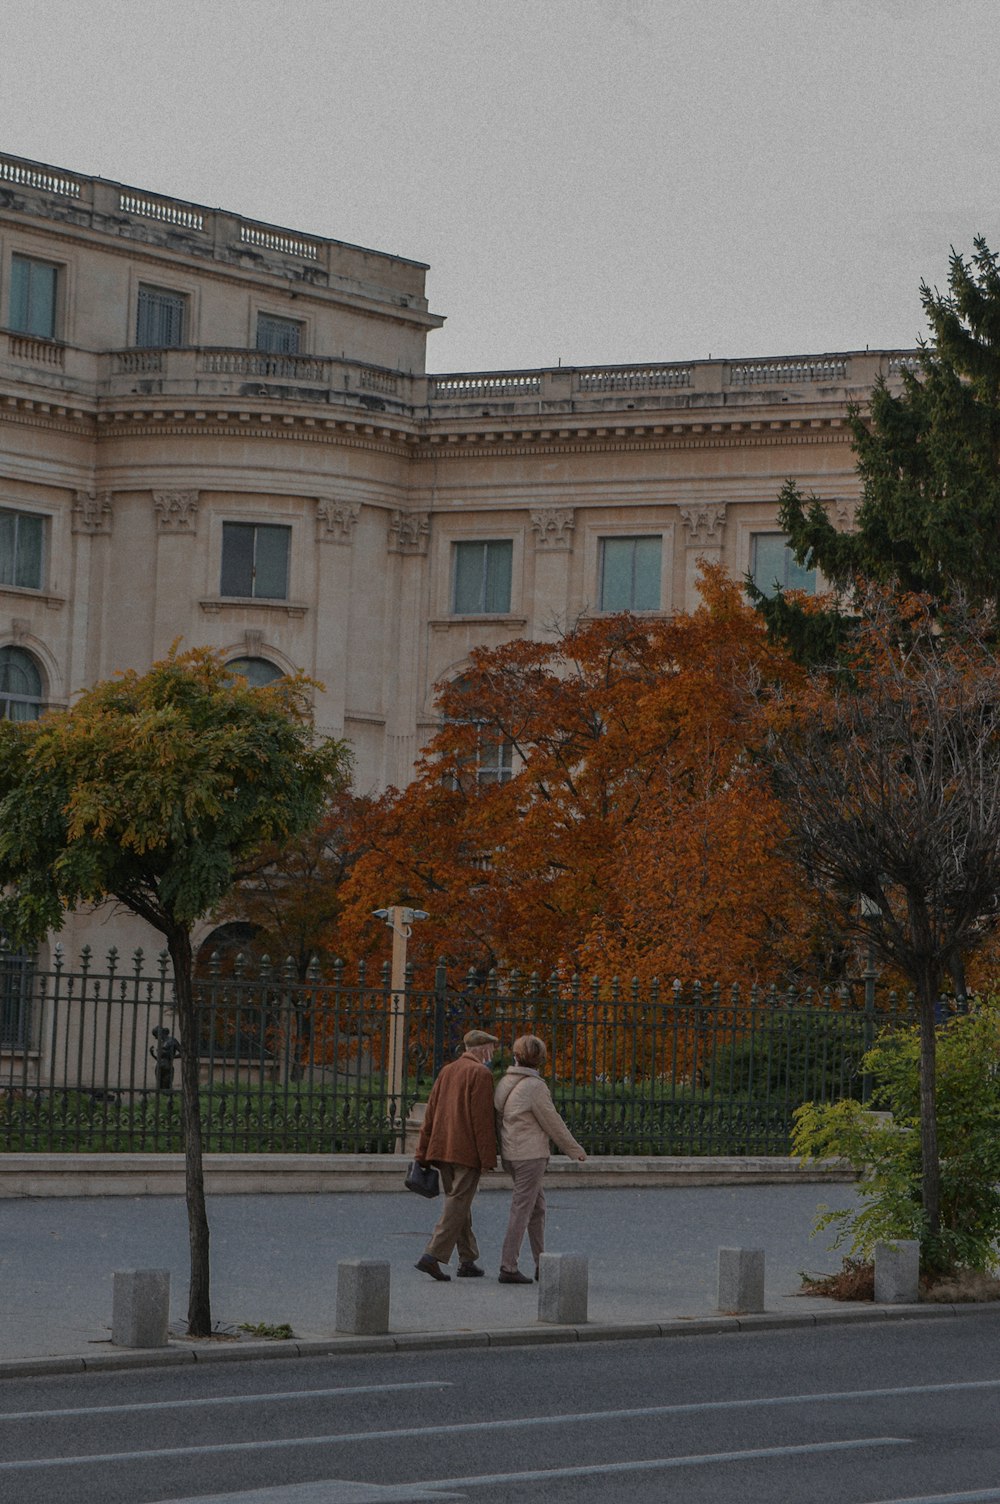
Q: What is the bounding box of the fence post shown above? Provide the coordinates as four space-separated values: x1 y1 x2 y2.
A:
432 960 448 1078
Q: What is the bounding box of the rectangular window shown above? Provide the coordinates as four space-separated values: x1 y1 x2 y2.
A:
751 533 817 598
0 507 44 589
599 536 661 611
136 284 186 348
220 522 290 600
452 540 513 614
0 945 33 1050
475 735 514 786
256 314 303 354
9 255 58 339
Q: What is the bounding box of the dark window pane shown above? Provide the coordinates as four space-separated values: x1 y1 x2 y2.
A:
0 646 42 721
633 536 661 610
453 540 512 614
221 523 255 596
751 533 816 598
252 526 290 599
483 541 513 613
600 536 661 611
220 523 290 600
0 508 43 589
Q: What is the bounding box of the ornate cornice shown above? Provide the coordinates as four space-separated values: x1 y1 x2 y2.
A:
316 498 360 544
153 489 199 533
388 509 430 555
679 503 727 546
531 507 575 550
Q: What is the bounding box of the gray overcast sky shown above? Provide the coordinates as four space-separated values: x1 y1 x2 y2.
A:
2 0 998 373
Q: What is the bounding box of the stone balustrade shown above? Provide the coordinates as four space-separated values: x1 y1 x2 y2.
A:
0 152 428 303
0 329 916 425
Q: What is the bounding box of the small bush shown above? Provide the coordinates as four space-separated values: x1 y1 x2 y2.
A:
792 999 1000 1276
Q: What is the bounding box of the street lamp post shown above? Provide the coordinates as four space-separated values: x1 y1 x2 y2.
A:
372 906 427 1146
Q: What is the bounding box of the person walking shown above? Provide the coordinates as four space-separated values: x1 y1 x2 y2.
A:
494 1034 586 1285
413 1028 499 1282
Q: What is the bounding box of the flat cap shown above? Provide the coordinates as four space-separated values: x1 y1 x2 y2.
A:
463 1028 500 1048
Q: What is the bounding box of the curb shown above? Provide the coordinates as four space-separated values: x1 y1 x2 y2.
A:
4 1301 999 1381
0 1153 856 1198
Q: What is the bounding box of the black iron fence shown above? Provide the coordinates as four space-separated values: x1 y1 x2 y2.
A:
0 946 920 1156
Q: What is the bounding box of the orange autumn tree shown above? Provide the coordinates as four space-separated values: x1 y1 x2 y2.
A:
333 568 814 1001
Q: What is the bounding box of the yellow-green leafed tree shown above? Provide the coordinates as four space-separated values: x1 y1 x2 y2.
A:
0 647 350 1335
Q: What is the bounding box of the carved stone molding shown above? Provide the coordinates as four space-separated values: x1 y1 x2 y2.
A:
153 489 199 534
10 617 29 644
834 498 859 531
530 508 575 550
72 490 114 535
679 503 727 546
316 498 360 543
242 629 265 656
388 509 430 555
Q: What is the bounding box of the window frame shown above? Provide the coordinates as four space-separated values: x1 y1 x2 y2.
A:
750 531 817 598
135 283 187 349
0 644 44 722
255 312 304 355
598 534 662 613
0 506 45 591
225 656 284 687
8 253 60 340
220 522 292 601
451 539 514 616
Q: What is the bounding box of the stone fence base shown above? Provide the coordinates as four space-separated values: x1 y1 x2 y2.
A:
0 1152 854 1198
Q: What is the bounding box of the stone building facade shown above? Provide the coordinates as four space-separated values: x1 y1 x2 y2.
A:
0 151 914 960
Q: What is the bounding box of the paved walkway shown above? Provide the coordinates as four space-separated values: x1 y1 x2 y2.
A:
0 1179 907 1372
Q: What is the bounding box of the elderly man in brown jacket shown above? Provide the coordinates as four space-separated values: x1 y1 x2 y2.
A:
414 1028 499 1281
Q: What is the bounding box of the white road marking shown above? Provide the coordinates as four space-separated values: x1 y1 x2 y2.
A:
413 1436 912 1488
0 1381 450 1424
5 1371 999 1429
864 1492 1000 1503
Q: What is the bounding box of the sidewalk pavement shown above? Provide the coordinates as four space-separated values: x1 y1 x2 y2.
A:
4 1170 983 1377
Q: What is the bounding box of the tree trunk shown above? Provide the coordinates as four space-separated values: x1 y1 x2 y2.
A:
915 963 941 1243
167 925 212 1336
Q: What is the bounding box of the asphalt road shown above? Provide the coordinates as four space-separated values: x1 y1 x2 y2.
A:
3 1313 1000 1503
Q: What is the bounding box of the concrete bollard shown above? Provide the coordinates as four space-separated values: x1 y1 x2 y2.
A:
336 1258 390 1334
538 1252 588 1324
874 1239 920 1304
112 1268 170 1348
717 1247 765 1313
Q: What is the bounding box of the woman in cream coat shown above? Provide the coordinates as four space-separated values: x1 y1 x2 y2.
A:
493 1034 586 1284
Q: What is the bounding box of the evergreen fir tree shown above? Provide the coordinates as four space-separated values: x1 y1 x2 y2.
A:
756 237 1000 659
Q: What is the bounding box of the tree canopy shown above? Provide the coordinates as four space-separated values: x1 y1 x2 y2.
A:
334 569 814 988
0 646 350 1333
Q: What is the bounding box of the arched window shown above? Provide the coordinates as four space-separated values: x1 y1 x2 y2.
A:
0 646 43 721
226 656 283 688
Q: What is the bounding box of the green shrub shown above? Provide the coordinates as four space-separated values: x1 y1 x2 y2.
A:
710 1008 869 1104
792 1000 1000 1275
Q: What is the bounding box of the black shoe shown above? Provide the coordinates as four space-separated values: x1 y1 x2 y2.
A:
457 1261 485 1277
498 1269 533 1285
415 1254 451 1282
